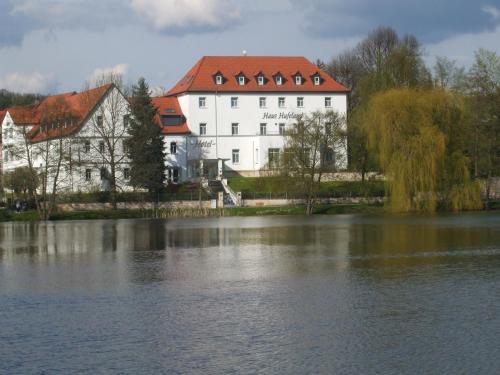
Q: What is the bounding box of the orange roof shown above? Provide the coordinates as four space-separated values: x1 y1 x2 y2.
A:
29 84 113 143
0 110 6 125
152 96 190 135
166 56 349 96
7 106 39 125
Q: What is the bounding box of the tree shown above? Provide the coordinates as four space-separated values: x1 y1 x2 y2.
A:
126 78 166 200
281 110 346 215
4 167 39 199
433 56 466 90
366 88 482 212
81 73 130 209
463 49 500 205
13 98 75 219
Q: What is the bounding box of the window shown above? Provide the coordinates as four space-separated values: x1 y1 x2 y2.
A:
257 75 265 85
199 123 207 135
123 115 130 128
324 148 335 164
238 75 245 85
325 97 332 108
260 123 267 135
278 97 285 108
231 97 238 108
170 141 177 154
297 97 304 108
275 75 283 85
255 148 259 164
84 140 91 153
295 75 302 85
232 149 240 164
268 148 280 168
85 169 91 181
97 115 103 127
123 168 130 180
160 116 182 126
216 75 223 85
279 123 286 135
4 150 9 162
100 167 106 180
259 97 266 108
314 75 321 85
199 97 206 108
99 141 105 154
231 123 239 135
123 140 129 154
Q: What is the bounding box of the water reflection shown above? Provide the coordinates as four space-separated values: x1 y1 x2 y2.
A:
1 213 500 374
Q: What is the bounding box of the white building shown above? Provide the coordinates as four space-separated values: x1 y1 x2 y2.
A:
1 84 131 193
155 56 349 182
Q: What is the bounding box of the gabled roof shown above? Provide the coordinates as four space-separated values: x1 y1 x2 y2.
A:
166 56 349 96
7 106 38 125
28 84 114 143
151 96 190 135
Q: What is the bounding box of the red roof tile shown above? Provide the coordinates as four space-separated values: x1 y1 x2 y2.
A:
29 84 113 143
152 96 190 135
166 56 349 96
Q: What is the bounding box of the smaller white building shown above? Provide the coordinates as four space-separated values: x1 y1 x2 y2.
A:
1 84 131 193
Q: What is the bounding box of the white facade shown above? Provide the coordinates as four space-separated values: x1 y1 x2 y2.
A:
1 85 131 193
165 92 347 181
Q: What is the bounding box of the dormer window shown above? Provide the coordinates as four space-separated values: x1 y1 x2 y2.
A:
313 75 321 85
216 75 223 85
295 75 302 85
257 75 265 86
238 75 246 85
275 75 283 85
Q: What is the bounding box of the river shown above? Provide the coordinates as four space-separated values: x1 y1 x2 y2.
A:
1 213 500 374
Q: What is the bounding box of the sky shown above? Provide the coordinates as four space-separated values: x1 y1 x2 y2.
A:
1 0 500 94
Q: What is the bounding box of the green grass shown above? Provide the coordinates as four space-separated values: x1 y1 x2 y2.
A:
226 203 385 216
228 177 385 198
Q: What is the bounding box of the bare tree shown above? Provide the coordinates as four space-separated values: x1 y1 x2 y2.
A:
281 110 346 215
13 98 75 219
81 73 130 209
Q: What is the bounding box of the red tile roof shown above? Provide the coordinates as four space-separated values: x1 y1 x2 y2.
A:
151 96 190 135
25 84 113 143
166 56 349 96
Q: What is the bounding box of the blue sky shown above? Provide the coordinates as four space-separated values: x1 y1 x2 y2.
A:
1 0 500 94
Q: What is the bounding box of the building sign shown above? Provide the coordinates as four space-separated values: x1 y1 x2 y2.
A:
262 112 303 121
192 139 216 148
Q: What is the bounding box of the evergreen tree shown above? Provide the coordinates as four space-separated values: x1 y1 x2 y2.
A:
126 78 166 198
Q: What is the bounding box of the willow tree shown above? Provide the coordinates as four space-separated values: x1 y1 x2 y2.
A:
366 88 482 212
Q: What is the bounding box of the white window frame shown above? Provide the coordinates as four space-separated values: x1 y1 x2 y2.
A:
314 76 321 85
238 76 245 85
275 75 283 85
297 97 304 108
199 97 206 108
259 97 266 108
231 97 239 108
199 123 207 135
278 97 285 108
260 123 267 135
257 75 265 85
170 141 177 154
325 97 332 108
279 123 286 135
85 169 92 181
295 75 302 85
216 75 223 85
232 149 240 164
231 123 239 135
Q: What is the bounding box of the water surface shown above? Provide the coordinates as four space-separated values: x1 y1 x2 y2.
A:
1 213 500 374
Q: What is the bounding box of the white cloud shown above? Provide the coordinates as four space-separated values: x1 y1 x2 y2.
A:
130 0 240 32
88 63 129 82
482 5 500 20
0 71 56 93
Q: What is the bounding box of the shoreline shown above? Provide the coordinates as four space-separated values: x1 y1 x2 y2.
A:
1 201 499 223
